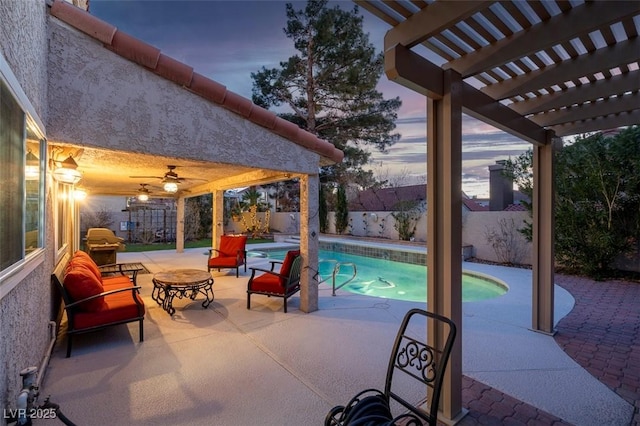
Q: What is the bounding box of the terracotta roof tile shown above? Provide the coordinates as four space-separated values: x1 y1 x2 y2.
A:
273 118 302 141
50 0 116 44
248 106 278 129
156 54 193 87
189 72 226 104
108 31 160 69
48 0 344 164
296 130 321 151
222 90 253 117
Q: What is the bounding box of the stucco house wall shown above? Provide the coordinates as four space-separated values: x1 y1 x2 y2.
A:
317 210 532 265
462 211 532 264
0 0 57 417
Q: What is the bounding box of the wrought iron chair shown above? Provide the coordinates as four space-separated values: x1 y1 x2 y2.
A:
246 250 301 313
325 308 457 426
207 235 247 277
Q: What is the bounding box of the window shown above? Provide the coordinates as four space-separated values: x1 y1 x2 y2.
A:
26 126 45 254
0 74 46 277
0 79 24 271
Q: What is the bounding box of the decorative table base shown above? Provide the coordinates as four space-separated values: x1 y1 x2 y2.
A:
152 269 214 315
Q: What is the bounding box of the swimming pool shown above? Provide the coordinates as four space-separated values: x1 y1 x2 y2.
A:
252 249 508 303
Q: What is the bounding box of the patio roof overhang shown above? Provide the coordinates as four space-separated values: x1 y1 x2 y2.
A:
45 0 344 199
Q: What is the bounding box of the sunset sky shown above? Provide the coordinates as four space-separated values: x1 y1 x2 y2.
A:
90 0 532 198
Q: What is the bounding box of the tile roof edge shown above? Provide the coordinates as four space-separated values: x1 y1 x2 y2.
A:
48 0 344 164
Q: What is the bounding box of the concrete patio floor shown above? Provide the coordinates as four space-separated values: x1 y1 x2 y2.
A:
38 244 634 425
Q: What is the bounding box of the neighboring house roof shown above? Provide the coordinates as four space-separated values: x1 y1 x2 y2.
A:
349 184 426 211
462 198 489 212
513 190 531 206
49 0 343 165
504 204 528 212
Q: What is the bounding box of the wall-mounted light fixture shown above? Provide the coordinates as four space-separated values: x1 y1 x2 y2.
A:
52 154 82 185
25 150 40 180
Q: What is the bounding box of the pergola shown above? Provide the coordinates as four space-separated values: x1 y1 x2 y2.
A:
356 0 640 422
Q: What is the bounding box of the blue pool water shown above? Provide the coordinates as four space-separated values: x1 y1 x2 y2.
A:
253 249 507 303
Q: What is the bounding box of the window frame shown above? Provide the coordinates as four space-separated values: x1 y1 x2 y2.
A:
0 52 47 299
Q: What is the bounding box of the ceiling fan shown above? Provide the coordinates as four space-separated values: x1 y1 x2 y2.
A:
136 183 152 201
130 165 203 193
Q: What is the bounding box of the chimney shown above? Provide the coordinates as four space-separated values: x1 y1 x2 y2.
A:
489 160 513 211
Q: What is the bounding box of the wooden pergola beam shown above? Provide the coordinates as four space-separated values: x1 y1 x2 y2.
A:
385 44 548 145
551 109 640 137
446 1 640 78
461 83 548 146
508 71 640 115
383 1 491 50
483 37 640 100
531 92 640 127
384 43 444 100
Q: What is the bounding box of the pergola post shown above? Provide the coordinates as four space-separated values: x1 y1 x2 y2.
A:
176 196 185 253
299 174 319 313
426 69 465 423
532 133 557 333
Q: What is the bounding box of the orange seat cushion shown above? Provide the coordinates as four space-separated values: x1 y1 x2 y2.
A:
73 291 145 329
64 265 106 312
102 275 133 289
250 274 285 294
209 257 242 268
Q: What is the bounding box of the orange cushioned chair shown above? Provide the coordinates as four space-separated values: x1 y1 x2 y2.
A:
247 250 302 313
207 235 248 277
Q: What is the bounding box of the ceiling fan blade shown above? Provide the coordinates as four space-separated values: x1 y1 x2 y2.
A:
129 175 163 179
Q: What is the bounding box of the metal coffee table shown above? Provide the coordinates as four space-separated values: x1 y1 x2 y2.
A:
152 269 214 315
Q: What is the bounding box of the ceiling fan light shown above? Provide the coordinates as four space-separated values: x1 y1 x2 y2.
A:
163 181 178 193
137 193 149 201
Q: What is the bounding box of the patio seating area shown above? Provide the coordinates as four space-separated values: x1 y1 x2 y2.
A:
38 243 637 425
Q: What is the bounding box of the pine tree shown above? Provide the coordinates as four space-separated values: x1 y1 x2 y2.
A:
335 185 348 234
251 0 401 187
319 184 328 233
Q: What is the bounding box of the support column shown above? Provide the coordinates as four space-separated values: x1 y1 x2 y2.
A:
532 133 557 333
211 190 224 249
299 174 319 313
426 69 464 423
176 197 185 253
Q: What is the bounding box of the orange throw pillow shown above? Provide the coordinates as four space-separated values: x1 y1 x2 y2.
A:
64 265 106 311
69 255 102 281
